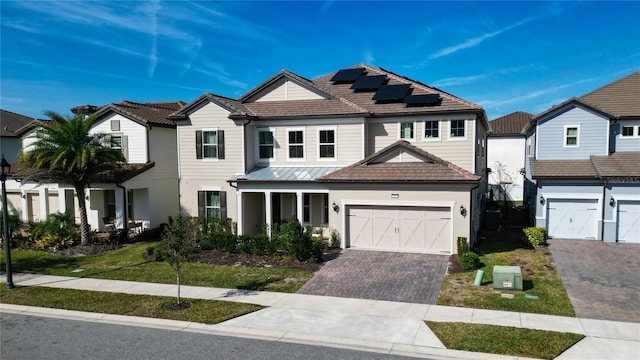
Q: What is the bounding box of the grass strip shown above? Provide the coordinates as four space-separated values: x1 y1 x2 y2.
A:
1 242 314 293
426 321 583 360
1 284 264 324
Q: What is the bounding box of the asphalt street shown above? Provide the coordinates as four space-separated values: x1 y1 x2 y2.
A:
0 313 430 360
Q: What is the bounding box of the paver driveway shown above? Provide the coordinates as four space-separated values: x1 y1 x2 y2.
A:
297 249 449 304
548 239 640 323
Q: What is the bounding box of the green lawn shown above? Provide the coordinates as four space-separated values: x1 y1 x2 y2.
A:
1 284 263 324
438 227 575 317
1 242 314 293
427 321 583 360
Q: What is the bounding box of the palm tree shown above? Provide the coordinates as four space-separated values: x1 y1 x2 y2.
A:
18 111 125 245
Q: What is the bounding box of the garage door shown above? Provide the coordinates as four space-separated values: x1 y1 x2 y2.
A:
617 201 640 243
347 206 451 254
547 199 598 239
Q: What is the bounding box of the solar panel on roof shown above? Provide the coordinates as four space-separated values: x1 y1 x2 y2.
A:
404 94 442 106
330 68 366 83
350 75 387 91
372 84 412 102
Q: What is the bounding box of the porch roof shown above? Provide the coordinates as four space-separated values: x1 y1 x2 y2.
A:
233 166 343 182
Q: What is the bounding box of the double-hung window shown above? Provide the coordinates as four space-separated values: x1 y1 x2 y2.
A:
424 120 439 139
564 126 579 147
288 130 304 159
105 190 116 219
196 130 225 159
400 122 414 140
197 190 227 219
258 130 274 159
621 126 636 137
111 135 123 150
450 120 465 138
319 129 335 159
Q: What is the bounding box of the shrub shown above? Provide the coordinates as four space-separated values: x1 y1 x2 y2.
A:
459 251 480 270
457 236 469 256
0 213 23 242
238 234 272 255
523 227 546 248
309 236 326 262
329 228 340 248
280 216 317 262
34 233 75 251
28 212 79 251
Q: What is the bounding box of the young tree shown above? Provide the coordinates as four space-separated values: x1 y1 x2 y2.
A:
18 111 125 245
158 214 198 305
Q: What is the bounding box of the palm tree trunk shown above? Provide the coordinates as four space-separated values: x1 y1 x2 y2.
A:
76 186 91 245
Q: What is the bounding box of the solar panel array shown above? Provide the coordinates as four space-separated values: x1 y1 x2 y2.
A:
404 94 442 106
350 75 388 91
330 68 366 83
372 84 412 102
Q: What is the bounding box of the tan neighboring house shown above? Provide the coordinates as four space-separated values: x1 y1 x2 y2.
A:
15 100 184 232
171 64 490 254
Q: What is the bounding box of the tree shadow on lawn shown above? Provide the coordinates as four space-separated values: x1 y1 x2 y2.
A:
478 227 533 255
9 255 80 273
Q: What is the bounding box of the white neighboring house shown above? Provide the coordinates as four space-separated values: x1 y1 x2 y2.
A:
487 111 532 203
14 100 185 232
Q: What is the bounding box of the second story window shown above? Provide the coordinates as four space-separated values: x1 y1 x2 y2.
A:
111 135 122 150
196 130 225 159
400 122 414 140
564 126 579 147
425 120 439 139
319 129 335 159
288 130 304 159
450 120 465 138
259 130 274 159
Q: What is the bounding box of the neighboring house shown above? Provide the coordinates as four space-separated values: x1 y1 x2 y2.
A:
15 100 185 231
487 111 532 202
523 71 640 243
170 64 490 253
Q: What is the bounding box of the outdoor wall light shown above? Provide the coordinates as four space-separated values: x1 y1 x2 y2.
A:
460 205 467 216
20 193 26 199
539 197 545 205
610 197 615 207
332 201 339 213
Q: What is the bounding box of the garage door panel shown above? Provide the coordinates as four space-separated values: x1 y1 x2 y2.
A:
547 199 598 239
348 208 373 249
399 210 426 252
425 216 451 253
373 210 398 249
618 201 640 243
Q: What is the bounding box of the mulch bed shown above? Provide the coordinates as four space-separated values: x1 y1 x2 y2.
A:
164 301 192 311
447 254 466 274
191 249 341 272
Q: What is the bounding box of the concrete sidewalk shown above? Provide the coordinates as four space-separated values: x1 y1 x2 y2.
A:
2 273 639 359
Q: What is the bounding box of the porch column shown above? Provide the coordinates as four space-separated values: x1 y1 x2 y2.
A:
236 191 244 236
58 188 67 214
20 192 28 221
115 187 125 229
264 191 272 237
296 191 304 224
39 187 49 220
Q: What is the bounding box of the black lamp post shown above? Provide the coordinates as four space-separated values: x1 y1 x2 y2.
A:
1 155 14 289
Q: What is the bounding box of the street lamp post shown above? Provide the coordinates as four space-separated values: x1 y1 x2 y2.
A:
1 156 14 289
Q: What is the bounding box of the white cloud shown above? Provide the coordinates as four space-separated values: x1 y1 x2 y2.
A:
364 50 375 65
432 74 487 87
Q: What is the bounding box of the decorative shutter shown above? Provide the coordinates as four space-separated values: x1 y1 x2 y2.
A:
217 130 225 159
220 191 227 219
195 130 203 159
197 191 205 218
122 135 129 162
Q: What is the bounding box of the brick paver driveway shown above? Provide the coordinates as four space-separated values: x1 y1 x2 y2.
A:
296 249 449 304
548 239 640 323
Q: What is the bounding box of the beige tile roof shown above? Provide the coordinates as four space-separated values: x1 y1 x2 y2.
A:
0 109 47 137
489 111 533 136
320 140 480 183
591 152 640 177
13 162 155 184
94 100 186 127
579 72 640 119
531 152 640 179
244 99 365 119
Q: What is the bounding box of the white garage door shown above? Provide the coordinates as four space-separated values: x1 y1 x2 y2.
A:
347 206 451 254
617 201 640 243
547 199 598 239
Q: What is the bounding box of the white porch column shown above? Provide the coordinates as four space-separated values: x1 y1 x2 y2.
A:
236 191 244 236
115 187 125 229
296 191 304 224
264 191 272 237
20 192 28 221
39 187 49 220
58 188 67 214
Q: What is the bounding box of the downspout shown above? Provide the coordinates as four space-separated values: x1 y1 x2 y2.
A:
601 179 608 241
117 183 128 233
469 181 481 249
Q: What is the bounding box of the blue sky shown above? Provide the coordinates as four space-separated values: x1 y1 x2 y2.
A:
1 1 639 121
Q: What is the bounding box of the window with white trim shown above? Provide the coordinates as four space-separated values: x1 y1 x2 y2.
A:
400 122 414 140
288 130 304 159
450 120 465 138
319 129 335 159
564 126 579 147
424 120 439 139
111 135 122 150
203 131 218 158
105 190 116 219
621 126 636 137
197 190 227 219
258 130 274 159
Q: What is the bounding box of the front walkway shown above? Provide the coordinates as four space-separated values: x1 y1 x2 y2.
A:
548 239 640 323
2 274 639 359
297 249 449 304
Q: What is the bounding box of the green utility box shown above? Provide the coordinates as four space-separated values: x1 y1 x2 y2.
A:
492 265 523 291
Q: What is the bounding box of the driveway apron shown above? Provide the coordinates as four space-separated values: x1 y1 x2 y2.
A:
548 239 640 323
297 249 449 304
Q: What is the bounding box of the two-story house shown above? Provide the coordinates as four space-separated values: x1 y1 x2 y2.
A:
487 111 533 203
171 64 490 254
523 71 639 243
15 100 184 232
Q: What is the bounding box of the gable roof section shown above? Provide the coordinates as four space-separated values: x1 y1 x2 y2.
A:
489 111 533 136
1 109 48 137
320 140 480 183
169 93 254 120
591 152 640 178
579 71 640 119
93 100 186 127
238 70 332 102
531 152 640 180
